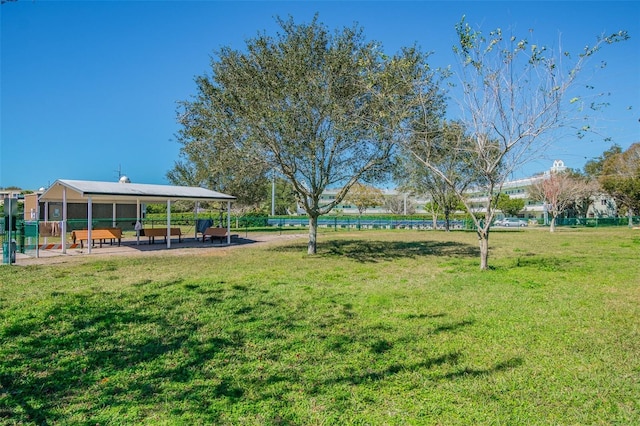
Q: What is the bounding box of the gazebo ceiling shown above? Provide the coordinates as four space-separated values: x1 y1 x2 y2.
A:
39 179 236 204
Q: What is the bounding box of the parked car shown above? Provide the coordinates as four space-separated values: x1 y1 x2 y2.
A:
494 218 528 227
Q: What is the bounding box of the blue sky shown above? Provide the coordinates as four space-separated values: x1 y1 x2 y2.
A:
1 1 639 190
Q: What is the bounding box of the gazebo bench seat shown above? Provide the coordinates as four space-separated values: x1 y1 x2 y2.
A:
141 228 182 244
202 227 238 243
72 228 122 248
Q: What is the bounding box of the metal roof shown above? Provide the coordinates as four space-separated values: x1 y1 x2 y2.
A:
39 179 236 204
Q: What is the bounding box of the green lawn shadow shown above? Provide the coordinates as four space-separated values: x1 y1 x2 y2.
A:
1 290 240 424
271 239 479 262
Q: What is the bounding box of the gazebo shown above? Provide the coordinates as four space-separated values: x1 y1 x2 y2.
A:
38 179 236 254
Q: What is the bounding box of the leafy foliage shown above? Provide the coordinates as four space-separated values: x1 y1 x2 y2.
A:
584 144 623 178
173 15 441 254
169 75 271 209
344 183 385 215
600 142 640 217
269 177 300 216
495 193 525 217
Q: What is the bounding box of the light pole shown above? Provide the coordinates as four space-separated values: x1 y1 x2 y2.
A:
271 170 276 216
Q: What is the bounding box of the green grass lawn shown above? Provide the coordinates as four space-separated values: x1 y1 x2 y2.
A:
1 228 639 424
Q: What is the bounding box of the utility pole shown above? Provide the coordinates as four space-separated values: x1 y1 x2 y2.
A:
271 171 276 216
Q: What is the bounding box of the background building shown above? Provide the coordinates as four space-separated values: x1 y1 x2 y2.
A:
319 160 617 219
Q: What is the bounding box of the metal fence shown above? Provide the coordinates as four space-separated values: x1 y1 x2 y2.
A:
2 215 638 262
551 216 640 227
266 216 470 230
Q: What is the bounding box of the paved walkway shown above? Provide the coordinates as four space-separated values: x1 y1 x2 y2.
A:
8 232 307 266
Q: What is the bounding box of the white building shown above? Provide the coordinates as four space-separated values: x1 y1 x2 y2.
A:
320 160 617 219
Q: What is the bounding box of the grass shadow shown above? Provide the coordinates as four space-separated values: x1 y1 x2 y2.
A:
0 292 240 424
271 239 478 263
1 270 510 424
318 352 463 389
310 352 522 396
438 357 524 380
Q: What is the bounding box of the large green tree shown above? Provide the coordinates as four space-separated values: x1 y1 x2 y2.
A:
495 193 525 217
169 80 271 209
584 144 623 178
600 142 640 225
175 16 439 253
344 183 385 216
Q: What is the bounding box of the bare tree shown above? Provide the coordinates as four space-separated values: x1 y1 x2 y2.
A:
565 171 602 219
422 201 441 230
384 195 415 215
401 17 628 269
398 120 474 231
529 172 592 232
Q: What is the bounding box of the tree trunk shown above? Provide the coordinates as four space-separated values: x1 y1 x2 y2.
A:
444 208 451 232
308 214 318 254
629 209 634 228
549 216 557 233
478 229 489 270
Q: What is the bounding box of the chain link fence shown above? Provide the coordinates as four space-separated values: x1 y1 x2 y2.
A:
2 214 638 262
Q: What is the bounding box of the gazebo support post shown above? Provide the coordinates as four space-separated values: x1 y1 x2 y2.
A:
194 201 199 240
43 201 49 247
87 196 93 254
62 187 67 254
136 199 141 246
227 201 231 245
166 199 171 249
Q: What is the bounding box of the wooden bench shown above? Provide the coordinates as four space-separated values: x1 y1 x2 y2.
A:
72 228 122 248
141 228 182 244
202 227 238 243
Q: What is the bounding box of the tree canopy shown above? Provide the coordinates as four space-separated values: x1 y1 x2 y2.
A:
495 194 525 218
345 183 385 216
169 74 271 209
584 144 623 178
173 15 443 253
599 142 640 223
